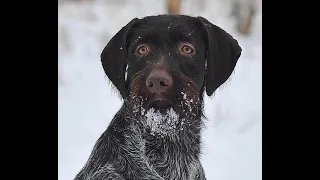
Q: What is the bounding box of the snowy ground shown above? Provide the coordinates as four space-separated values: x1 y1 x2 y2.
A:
58 0 262 180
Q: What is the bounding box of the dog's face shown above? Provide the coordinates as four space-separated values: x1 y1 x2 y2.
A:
101 15 241 135
127 16 207 120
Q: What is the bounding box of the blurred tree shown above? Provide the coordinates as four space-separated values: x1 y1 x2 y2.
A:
167 0 181 14
231 0 257 36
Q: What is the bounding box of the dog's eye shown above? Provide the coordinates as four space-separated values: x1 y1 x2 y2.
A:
136 45 149 55
180 43 195 55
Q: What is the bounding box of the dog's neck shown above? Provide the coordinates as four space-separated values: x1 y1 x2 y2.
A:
123 102 204 180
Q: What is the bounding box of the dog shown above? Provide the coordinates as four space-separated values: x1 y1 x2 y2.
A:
75 14 242 180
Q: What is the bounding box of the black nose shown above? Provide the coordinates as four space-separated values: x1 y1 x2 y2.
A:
146 69 173 94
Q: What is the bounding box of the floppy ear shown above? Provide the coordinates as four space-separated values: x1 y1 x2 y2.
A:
197 16 242 96
101 18 139 98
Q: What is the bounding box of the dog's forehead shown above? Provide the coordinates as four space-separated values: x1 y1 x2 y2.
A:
131 15 202 39
142 15 199 28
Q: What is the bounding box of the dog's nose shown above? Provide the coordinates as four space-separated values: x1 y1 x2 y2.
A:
146 69 172 94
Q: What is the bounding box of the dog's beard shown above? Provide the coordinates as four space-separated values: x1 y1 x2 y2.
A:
127 70 201 136
142 107 179 136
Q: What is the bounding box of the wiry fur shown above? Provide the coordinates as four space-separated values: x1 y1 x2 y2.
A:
75 14 241 180
76 102 206 180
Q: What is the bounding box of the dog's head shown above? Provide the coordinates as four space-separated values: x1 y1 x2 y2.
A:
101 15 241 135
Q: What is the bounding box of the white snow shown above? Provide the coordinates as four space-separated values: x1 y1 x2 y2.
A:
144 107 180 136
58 0 262 180
181 91 196 113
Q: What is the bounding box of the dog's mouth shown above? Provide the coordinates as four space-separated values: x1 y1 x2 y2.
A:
128 70 201 135
146 94 173 112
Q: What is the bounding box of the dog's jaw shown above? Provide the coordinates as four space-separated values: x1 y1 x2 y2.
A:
127 92 202 138
143 107 180 136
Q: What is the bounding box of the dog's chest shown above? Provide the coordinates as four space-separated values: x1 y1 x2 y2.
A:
143 139 200 180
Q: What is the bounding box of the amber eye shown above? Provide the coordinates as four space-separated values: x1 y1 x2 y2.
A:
136 45 149 55
180 44 195 55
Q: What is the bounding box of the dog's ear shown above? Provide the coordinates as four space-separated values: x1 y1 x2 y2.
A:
101 18 139 98
197 16 242 96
